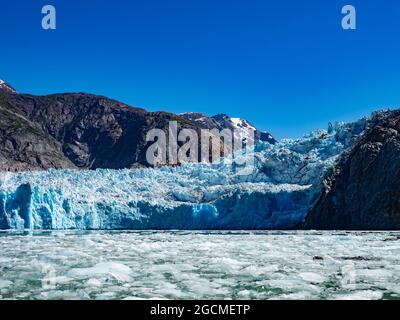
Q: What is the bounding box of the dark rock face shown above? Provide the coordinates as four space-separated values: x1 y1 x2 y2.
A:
7 92 158 169
0 84 222 171
0 94 76 171
305 110 400 230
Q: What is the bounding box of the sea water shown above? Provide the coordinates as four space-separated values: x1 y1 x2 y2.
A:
0 231 399 300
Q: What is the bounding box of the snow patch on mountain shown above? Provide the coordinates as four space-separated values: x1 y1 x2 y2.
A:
229 117 256 141
181 112 276 144
0 79 17 93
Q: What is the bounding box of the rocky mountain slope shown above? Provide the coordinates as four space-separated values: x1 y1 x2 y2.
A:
0 80 17 94
0 80 273 171
305 110 400 230
0 93 75 171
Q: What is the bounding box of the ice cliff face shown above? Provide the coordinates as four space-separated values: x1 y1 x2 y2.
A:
0 112 387 230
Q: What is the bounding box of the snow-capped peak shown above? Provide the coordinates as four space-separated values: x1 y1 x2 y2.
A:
230 117 256 131
226 117 256 142
0 79 17 93
180 112 276 144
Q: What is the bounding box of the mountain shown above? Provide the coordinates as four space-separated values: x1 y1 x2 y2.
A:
0 80 275 172
0 83 198 171
0 91 75 171
305 110 400 230
180 112 276 144
0 80 16 94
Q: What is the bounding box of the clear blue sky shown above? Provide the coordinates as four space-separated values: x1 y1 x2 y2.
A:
1 0 400 138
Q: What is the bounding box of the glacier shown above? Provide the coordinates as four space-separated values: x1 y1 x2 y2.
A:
0 111 389 230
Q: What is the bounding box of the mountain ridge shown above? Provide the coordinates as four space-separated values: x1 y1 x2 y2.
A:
0 80 275 171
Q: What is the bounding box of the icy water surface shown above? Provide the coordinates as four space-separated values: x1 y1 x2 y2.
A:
0 231 400 300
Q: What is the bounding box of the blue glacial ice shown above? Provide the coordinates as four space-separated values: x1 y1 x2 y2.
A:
0 112 387 230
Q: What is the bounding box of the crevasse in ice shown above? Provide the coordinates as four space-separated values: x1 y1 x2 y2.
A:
0 111 388 230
